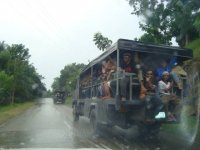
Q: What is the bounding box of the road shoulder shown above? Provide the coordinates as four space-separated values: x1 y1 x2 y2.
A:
0 102 34 125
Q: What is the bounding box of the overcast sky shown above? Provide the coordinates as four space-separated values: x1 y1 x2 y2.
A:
0 0 144 90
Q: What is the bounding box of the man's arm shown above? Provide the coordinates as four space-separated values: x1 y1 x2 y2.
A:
167 56 177 72
158 81 171 94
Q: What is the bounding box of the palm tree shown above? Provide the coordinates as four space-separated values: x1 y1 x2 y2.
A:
93 32 112 51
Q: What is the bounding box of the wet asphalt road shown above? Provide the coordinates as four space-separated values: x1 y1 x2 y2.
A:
0 98 199 150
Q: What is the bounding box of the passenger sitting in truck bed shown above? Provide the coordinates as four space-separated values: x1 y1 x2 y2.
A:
110 52 136 101
156 56 182 89
120 52 136 73
93 66 103 98
143 69 156 94
142 69 164 118
80 73 92 98
158 71 180 121
101 57 117 99
171 62 188 96
120 52 136 101
134 52 146 99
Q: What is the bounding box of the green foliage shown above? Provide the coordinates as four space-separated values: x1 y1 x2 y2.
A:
186 38 200 57
0 50 10 71
42 90 52 98
0 41 46 105
65 96 72 106
51 63 85 96
51 77 60 92
0 71 14 104
0 102 34 124
184 39 200 116
128 0 200 46
138 33 172 45
193 15 200 36
0 41 7 52
93 32 112 51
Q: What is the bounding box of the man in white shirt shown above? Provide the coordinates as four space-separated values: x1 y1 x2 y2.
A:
158 71 180 122
158 71 173 96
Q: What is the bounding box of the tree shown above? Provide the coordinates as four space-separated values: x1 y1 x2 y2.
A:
93 32 112 51
51 63 85 96
6 44 32 104
193 14 200 36
128 0 200 46
0 71 13 104
0 50 10 71
0 41 46 105
0 41 7 52
51 77 60 91
168 0 200 46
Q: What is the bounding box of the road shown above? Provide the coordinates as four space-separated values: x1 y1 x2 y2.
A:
0 98 199 149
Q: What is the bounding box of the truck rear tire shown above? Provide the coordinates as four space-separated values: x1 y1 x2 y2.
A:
73 105 79 122
90 109 99 135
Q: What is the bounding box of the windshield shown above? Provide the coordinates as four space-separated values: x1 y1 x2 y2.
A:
0 0 200 150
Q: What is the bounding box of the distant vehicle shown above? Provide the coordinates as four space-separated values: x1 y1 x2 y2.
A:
72 39 193 137
53 90 65 104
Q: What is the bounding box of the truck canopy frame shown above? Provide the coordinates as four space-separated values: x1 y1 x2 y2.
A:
81 39 193 75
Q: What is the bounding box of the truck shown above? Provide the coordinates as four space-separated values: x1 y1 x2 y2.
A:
72 39 193 137
53 90 65 104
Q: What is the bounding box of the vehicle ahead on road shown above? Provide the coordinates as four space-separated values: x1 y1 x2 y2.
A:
53 90 65 104
72 39 193 137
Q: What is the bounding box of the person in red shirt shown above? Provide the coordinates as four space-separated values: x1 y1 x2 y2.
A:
110 52 136 101
120 53 136 73
120 53 136 100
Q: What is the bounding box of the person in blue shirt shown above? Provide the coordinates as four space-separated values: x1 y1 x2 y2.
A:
156 56 176 80
156 56 182 89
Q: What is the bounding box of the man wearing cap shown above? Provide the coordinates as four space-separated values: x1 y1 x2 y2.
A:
158 71 180 122
156 56 183 89
158 71 172 95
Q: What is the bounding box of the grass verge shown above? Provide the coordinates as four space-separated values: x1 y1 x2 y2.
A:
65 96 72 107
0 102 34 125
186 38 200 57
161 105 200 142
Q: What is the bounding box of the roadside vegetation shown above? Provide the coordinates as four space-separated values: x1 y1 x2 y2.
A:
0 101 34 124
127 0 200 47
51 63 85 98
0 42 46 123
0 42 46 105
186 38 200 57
65 96 72 107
